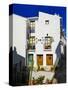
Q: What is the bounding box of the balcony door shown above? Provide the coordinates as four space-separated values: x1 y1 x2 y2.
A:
37 55 43 66
28 54 33 67
46 54 53 65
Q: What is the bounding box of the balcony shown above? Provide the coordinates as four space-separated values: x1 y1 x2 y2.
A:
28 44 35 51
44 34 54 51
45 45 51 49
27 20 35 35
27 36 35 51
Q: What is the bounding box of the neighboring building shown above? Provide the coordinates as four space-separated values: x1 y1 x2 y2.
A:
9 14 27 66
60 30 66 54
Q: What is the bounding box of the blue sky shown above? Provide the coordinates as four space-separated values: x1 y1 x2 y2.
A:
9 4 66 34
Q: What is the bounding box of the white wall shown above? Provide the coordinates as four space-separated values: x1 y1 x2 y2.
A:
11 12 60 67
11 14 27 58
34 12 60 67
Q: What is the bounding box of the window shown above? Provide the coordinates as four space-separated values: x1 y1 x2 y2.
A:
28 54 33 67
45 20 49 24
29 36 35 45
28 36 35 50
30 21 35 33
44 37 51 49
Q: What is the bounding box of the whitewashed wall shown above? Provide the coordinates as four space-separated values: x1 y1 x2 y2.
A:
9 12 61 67
34 12 60 67
12 14 27 58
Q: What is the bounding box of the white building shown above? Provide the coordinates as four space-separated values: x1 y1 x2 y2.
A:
26 12 61 71
10 12 62 71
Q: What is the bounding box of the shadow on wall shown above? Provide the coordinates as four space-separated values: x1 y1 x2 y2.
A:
9 47 30 86
55 42 61 59
54 44 66 83
54 42 61 67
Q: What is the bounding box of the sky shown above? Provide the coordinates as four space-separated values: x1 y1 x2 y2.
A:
9 4 66 35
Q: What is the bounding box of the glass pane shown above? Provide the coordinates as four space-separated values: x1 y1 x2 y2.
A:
30 38 32 41
30 40 32 44
33 39 35 43
28 54 33 66
45 20 49 24
33 38 35 40
45 41 48 45
48 38 50 41
48 41 50 44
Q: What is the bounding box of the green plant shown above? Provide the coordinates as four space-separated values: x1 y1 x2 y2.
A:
36 76 45 84
40 67 45 71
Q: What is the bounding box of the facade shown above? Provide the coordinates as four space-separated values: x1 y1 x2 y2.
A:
26 12 61 71
10 12 61 71
9 4 66 85
10 11 63 83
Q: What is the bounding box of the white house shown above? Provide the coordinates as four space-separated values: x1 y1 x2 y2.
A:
27 12 61 71
10 12 63 82
10 12 61 69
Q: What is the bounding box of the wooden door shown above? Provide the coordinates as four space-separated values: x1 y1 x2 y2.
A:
37 55 43 65
46 54 53 65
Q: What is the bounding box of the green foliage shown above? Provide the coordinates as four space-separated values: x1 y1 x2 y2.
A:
40 67 45 71
33 76 45 84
